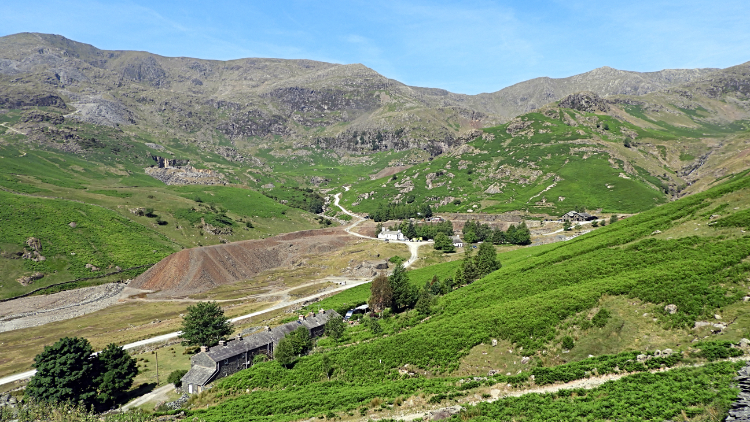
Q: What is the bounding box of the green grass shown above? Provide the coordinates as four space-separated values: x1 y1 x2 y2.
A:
0 190 177 299
459 361 741 422
186 170 750 421
343 110 668 215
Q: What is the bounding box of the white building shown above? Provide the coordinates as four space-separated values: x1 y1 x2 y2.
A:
377 228 406 241
451 235 464 248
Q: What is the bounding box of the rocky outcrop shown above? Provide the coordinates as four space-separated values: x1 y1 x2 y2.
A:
727 361 750 422
145 166 226 185
16 271 44 286
558 91 610 113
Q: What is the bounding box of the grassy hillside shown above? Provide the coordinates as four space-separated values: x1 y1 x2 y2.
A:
341 99 750 217
0 190 177 299
0 132 322 296
178 171 750 421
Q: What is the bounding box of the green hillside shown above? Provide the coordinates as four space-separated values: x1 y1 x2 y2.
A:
0 190 178 299
341 101 750 217
178 171 750 421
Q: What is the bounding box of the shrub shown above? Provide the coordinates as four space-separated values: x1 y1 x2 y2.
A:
168 369 188 388
591 308 610 328
562 336 575 350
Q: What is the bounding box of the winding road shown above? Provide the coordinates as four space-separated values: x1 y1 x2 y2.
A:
333 192 427 269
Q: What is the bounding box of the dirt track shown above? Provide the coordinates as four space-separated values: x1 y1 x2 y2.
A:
130 227 354 298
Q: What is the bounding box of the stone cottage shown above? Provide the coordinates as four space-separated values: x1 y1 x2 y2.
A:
182 309 340 394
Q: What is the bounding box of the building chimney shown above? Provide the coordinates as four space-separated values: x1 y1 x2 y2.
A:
200 345 208 353
219 340 226 347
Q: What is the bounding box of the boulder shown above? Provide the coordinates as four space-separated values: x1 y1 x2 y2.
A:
664 304 678 314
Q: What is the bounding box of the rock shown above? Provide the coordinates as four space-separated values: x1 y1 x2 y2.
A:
521 356 530 364
16 271 44 286
651 230 662 234
637 354 647 362
26 237 41 251
740 338 750 348
491 339 498 347
430 406 462 421
558 91 610 113
664 304 678 314
69 221 77 228
663 349 673 355
488 370 500 376
715 314 722 320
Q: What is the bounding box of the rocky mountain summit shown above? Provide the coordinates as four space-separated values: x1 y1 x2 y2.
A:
0 32 727 162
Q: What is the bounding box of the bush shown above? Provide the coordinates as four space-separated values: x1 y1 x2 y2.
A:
168 369 188 388
591 308 610 328
561 336 575 350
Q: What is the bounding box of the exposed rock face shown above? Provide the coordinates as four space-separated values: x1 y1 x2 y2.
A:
558 91 610 113
0 32 724 163
145 166 226 185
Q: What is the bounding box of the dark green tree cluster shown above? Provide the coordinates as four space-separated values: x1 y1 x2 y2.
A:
179 301 233 347
275 326 313 367
369 202 433 222
26 337 137 410
454 242 502 286
462 220 531 245
397 219 453 240
433 232 455 253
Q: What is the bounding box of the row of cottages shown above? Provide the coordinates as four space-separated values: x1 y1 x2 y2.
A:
377 227 406 241
560 211 597 223
181 309 340 394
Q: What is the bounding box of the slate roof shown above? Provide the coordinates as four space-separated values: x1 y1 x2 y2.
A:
181 365 216 387
182 309 341 387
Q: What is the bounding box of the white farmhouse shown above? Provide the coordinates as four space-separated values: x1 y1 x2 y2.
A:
451 235 464 248
377 228 406 241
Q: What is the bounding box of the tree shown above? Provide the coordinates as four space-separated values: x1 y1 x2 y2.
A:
179 301 232 347
324 316 345 341
369 274 393 312
389 263 415 312
610 215 619 224
415 287 433 316
95 343 138 408
404 221 417 240
563 221 572 231
27 337 99 406
168 369 188 388
454 266 465 287
463 228 477 244
274 337 296 367
275 326 312 367
512 222 532 245
475 242 501 277
433 232 455 253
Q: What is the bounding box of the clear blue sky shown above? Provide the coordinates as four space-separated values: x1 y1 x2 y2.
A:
3 0 749 94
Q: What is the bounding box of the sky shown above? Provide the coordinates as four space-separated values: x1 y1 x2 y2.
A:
2 0 750 95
